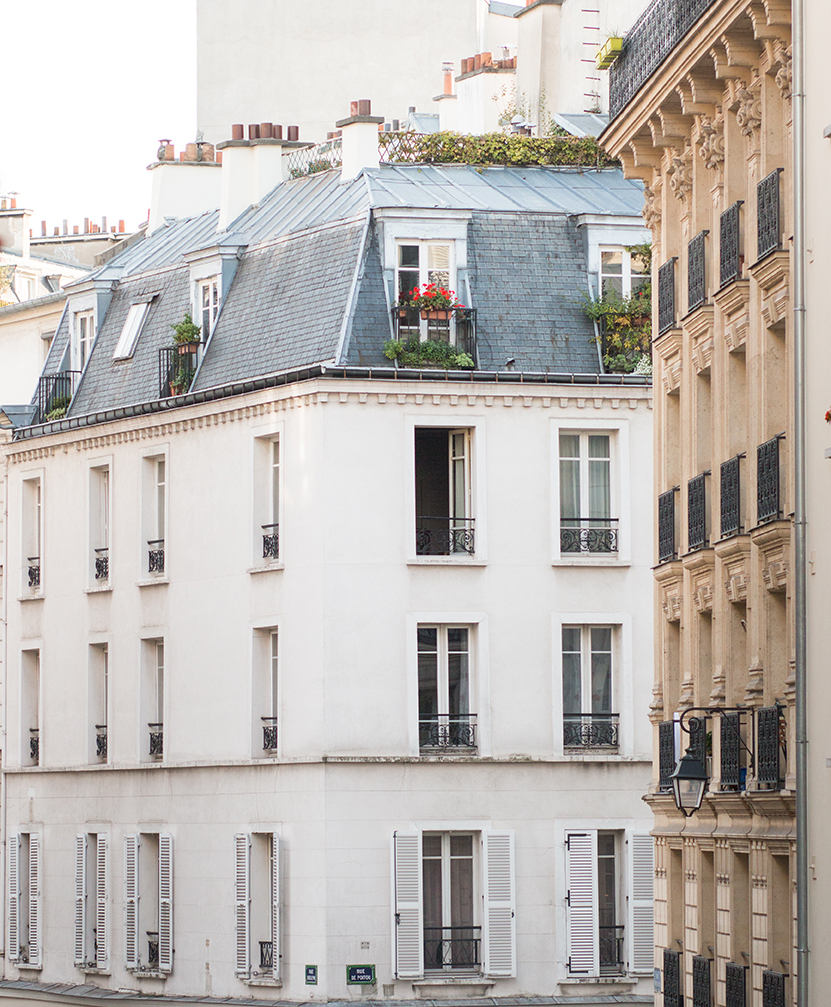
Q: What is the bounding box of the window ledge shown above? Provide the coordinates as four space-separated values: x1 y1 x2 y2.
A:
81 966 111 976
130 969 168 979
248 562 284 575
558 976 639 986
552 557 630 568
86 584 112 594
18 593 44 603
243 977 283 988
413 977 494 988
13 964 43 972
407 557 487 567
137 576 169 588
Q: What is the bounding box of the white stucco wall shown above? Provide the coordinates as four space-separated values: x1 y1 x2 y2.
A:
0 299 64 405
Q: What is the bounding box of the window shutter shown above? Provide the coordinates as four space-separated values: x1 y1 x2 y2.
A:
7 834 19 962
95 834 109 969
270 833 281 981
158 833 174 973
482 831 516 977
565 830 598 975
123 834 139 970
74 834 87 966
234 834 251 977
392 831 423 979
629 833 654 974
28 833 42 967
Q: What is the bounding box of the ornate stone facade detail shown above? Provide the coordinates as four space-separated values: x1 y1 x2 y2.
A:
762 543 789 593
696 112 725 170
667 146 693 200
693 573 714 613
663 585 683 622
766 39 792 100
724 558 748 603
642 182 661 230
761 281 790 331
710 665 727 706
649 680 665 724
744 660 765 705
662 354 682 394
691 332 714 374
734 77 763 138
724 313 750 352
678 677 696 711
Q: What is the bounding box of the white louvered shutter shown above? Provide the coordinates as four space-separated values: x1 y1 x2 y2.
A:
270 833 281 981
96 834 109 969
158 834 174 973
124 834 139 969
74 834 87 966
483 831 516 977
7 834 20 962
28 833 42 967
565 830 598 976
234 834 251 976
392 831 423 978
629 833 654 974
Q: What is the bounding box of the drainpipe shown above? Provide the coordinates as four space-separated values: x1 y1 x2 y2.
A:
792 0 808 1000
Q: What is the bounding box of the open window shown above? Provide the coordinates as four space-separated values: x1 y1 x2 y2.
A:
89 464 110 585
21 475 43 594
89 644 109 763
124 833 173 974
253 434 281 565
197 277 219 338
234 832 280 982
74 833 109 970
141 639 164 761
113 301 151 360
415 428 473 556
418 625 475 752
561 625 617 750
598 247 649 299
72 310 95 372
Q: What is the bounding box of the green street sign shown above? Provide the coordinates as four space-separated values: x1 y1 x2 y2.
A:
346 964 376 985
305 965 318 985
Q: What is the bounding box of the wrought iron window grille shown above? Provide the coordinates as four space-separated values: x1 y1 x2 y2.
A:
259 940 274 971
94 547 109 581
35 369 80 424
658 487 679 563
416 516 475 556
148 723 163 758
757 434 784 525
563 713 619 749
720 454 744 539
560 517 619 555
757 169 783 261
658 257 677 335
419 715 477 750
147 539 165 574
423 925 482 971
261 716 278 752
261 523 279 560
146 931 160 967
29 727 40 764
27 556 41 589
599 925 625 974
95 724 108 760
762 970 787 1007
391 305 477 362
687 471 709 552
692 954 713 1007
720 711 746 790
658 720 676 791
687 229 709 313
720 200 744 288
725 961 748 1007
663 948 682 1007
756 704 786 789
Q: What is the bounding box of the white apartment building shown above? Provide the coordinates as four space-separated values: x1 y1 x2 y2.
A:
0 123 655 1006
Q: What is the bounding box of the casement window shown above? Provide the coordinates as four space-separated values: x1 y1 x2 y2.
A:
90 465 110 584
7 832 42 967
418 626 475 751
397 242 452 302
89 644 109 762
21 650 40 766
142 455 166 576
73 310 95 371
22 475 43 593
234 833 280 981
564 830 653 977
392 830 515 979
113 301 151 360
74 833 109 970
415 427 474 556
598 247 649 300
561 626 617 750
141 640 165 760
198 277 219 337
395 241 470 347
253 629 279 755
558 432 617 555
124 833 173 973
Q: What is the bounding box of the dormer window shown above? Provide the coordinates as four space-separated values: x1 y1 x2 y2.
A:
72 310 95 371
396 242 452 301
598 247 648 299
198 278 219 338
113 301 152 360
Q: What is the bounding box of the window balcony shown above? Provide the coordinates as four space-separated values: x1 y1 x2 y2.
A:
259 940 274 972
757 705 785 789
261 523 279 560
391 305 476 364
757 435 783 524
687 229 708 313
94 547 109 581
693 955 712 1007
658 720 676 792
419 714 477 751
416 516 475 556
147 539 165 574
29 727 40 764
261 717 278 752
720 711 746 790
657 257 676 334
148 723 164 758
95 724 108 760
687 471 709 552
146 931 160 968
35 369 80 423
726 962 748 1007
27 556 41 589
720 201 743 287
599 924 625 975
560 517 619 555
658 489 678 563
720 454 743 538
563 712 619 750
762 970 786 1007
663 948 682 1007
757 169 782 261
159 345 198 398
423 925 482 971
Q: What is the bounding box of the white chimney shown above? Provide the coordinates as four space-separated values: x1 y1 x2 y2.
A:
336 100 384 181
147 141 222 234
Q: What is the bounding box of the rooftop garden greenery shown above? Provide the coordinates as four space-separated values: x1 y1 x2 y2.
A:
378 130 617 168
583 243 652 374
384 338 475 371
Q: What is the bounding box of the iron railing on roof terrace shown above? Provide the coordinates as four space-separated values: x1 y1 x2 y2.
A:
285 138 342 178
720 201 743 287
688 229 708 312
35 370 80 423
391 305 476 361
608 0 719 118
378 131 615 167
757 168 783 260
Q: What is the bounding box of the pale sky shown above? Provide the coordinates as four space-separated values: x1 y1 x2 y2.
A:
2 0 197 232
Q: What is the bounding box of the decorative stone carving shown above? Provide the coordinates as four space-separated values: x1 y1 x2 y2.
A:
692 333 714 374
761 543 789 592
767 39 792 100
667 146 693 200
744 660 765 705
761 281 789 331
662 354 682 394
678 677 696 711
724 313 750 352
710 664 727 706
642 182 661 230
649 681 665 724
784 658 796 702
663 584 682 622
734 76 763 138
693 574 714 613
724 554 749 602
696 112 725 170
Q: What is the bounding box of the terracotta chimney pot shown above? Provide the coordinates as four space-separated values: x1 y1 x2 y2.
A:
357 99 371 116
231 123 244 140
287 125 299 141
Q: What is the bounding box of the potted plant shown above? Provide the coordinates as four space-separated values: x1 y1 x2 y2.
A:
171 313 202 356
402 283 465 321
170 363 194 396
384 338 474 370
45 395 70 421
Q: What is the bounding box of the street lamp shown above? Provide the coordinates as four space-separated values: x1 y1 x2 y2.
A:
670 748 708 816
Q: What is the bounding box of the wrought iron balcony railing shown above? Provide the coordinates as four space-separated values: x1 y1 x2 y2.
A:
599 924 625 974
159 344 199 398
658 488 678 563
693 954 713 1007
419 714 477 750
658 720 676 791
94 547 109 581
720 454 743 538
757 169 782 261
726 962 748 1007
29 727 40 764
423 925 482 971
148 539 165 574
757 705 785 789
147 931 160 967
262 716 278 752
762 970 786 1007
35 369 80 424
757 435 783 524
148 723 164 758
560 517 619 554
658 257 676 335
261 523 279 560
563 713 619 749
687 471 709 551
663 948 682 1007
720 711 745 790
391 305 476 361
259 940 274 971
720 200 743 287
688 229 708 313
27 556 41 589
608 0 718 118
95 724 108 760
416 516 475 556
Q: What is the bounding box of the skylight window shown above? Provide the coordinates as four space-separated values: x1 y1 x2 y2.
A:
113 301 151 360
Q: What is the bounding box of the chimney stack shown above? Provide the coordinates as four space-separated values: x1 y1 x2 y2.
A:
147 136 223 233
336 100 384 181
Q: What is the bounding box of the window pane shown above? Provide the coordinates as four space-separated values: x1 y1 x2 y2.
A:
588 435 610 459
601 250 623 274
423 855 443 930
418 651 438 721
448 654 469 718
399 245 419 267
559 433 579 458
601 276 623 298
562 626 581 653
450 839 474 926
588 436 610 519
427 245 450 271
591 637 612 713
418 627 438 651
597 833 617 928
560 459 580 519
